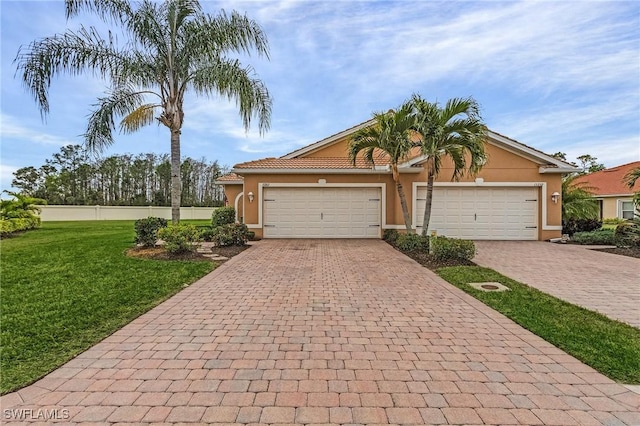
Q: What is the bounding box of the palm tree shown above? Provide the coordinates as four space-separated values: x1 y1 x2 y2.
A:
561 174 598 221
624 166 640 208
410 95 487 236
349 104 415 232
15 0 271 223
0 191 47 220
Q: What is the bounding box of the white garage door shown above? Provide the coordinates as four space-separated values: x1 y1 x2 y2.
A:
263 187 381 238
415 186 538 240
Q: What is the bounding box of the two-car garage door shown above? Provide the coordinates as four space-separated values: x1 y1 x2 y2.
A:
261 185 539 240
415 186 539 240
263 187 381 238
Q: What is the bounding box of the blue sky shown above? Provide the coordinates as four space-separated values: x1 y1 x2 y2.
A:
1 0 639 192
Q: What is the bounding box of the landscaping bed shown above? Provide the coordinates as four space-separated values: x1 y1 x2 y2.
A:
392 245 476 269
594 246 640 259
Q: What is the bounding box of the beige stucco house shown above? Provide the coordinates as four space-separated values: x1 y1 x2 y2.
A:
216 118 578 240
574 161 640 220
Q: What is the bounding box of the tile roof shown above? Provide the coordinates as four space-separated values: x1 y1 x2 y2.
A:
234 157 384 169
573 161 640 196
215 173 243 182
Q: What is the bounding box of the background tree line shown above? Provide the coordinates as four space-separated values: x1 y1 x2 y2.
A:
11 145 227 207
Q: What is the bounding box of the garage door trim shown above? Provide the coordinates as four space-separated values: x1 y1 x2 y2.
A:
412 181 561 233
249 183 389 232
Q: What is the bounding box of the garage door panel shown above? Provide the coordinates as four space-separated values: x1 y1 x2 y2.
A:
263 187 381 238
415 186 538 240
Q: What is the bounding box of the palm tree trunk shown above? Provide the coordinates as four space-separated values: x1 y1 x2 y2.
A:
170 128 181 224
396 182 412 233
421 163 435 237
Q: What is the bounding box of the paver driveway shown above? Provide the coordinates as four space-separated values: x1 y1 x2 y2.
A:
474 241 640 328
2 240 639 425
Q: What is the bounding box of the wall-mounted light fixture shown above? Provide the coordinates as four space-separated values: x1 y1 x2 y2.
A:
551 192 560 204
248 192 254 203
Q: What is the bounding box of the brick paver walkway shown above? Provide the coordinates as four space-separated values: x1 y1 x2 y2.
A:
474 241 640 328
2 240 638 425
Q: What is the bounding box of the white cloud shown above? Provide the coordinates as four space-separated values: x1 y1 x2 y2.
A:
0 113 76 147
0 164 19 192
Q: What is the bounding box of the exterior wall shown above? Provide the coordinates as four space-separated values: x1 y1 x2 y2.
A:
231 138 564 240
601 197 637 219
221 184 244 222
39 205 217 221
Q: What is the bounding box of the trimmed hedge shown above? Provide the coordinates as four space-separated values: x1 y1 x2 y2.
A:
134 217 168 247
572 229 615 245
158 224 200 253
430 236 475 261
396 233 429 252
0 217 41 237
383 229 399 243
211 223 250 247
212 207 236 227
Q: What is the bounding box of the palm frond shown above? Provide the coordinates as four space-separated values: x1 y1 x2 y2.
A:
190 59 271 134
15 26 127 115
562 174 599 221
84 85 152 152
65 0 133 23
624 166 640 189
120 103 160 133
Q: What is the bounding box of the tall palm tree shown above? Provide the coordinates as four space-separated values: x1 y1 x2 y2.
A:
561 174 598 221
15 0 271 223
410 95 487 236
349 104 415 232
624 166 640 208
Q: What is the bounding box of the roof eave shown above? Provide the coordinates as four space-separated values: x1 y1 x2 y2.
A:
232 167 392 175
214 180 244 185
538 166 581 174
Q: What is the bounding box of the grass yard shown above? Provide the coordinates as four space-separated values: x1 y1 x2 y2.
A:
437 266 640 384
0 221 214 394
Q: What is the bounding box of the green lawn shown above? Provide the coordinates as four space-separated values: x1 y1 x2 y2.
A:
0 221 214 394
437 266 640 384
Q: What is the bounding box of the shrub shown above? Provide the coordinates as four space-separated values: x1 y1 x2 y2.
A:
615 220 640 247
0 217 41 237
199 226 215 242
430 236 475 261
572 229 615 245
212 207 236 227
395 233 428 252
383 229 399 243
562 218 602 236
211 223 250 247
158 224 200 253
134 217 168 247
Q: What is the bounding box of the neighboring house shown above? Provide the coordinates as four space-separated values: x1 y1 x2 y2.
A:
216 118 578 240
573 161 640 220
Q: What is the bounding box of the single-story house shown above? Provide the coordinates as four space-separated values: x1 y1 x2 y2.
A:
216 118 578 240
573 161 640 220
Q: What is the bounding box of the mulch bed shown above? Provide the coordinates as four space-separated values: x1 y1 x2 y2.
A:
126 247 210 261
210 245 250 258
388 243 476 270
127 244 251 261
593 247 640 259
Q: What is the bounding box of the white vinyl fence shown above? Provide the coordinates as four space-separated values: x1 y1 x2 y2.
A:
39 205 217 221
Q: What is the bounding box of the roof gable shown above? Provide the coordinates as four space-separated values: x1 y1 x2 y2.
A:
574 161 640 196
279 118 577 173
